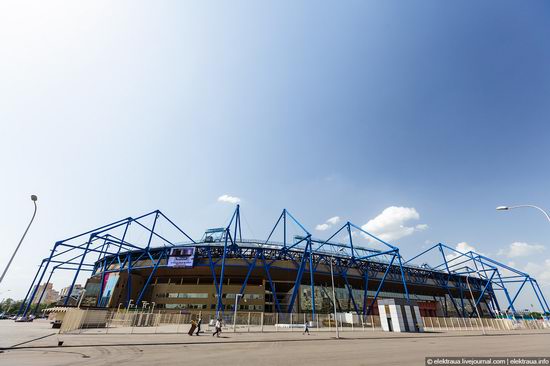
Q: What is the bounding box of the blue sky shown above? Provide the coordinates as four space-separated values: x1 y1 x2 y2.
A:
1 1 550 310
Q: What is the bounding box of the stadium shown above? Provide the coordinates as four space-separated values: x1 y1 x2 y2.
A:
18 206 549 319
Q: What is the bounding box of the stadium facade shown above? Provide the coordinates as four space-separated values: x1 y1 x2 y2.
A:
19 206 549 318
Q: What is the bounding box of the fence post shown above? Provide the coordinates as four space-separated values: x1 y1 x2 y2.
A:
176 313 181 334
155 311 160 334
130 311 136 334
260 312 264 333
316 314 319 332
276 313 279 332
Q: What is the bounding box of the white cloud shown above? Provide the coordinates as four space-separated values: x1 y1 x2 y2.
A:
446 242 478 261
498 242 545 258
315 223 330 231
524 259 550 286
315 216 342 231
217 194 241 204
361 206 427 242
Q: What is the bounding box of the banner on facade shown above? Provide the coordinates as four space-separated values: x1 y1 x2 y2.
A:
167 247 196 268
99 272 120 307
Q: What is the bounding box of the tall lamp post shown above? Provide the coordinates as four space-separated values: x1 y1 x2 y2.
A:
233 293 244 332
465 272 486 335
329 247 346 339
0 195 38 286
496 205 550 223
497 204 550 318
329 258 340 339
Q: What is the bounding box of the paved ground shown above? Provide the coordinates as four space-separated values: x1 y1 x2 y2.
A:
1 320 549 365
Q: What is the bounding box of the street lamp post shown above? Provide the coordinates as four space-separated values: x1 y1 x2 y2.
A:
329 258 340 339
496 205 550 223
233 293 244 332
77 289 87 308
0 195 38 286
465 274 486 335
497 204 550 319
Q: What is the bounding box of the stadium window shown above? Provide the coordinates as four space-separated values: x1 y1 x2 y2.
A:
178 293 208 299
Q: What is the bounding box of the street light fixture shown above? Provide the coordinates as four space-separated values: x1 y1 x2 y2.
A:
496 205 550 223
0 195 38 286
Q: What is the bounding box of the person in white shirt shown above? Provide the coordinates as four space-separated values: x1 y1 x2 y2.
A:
303 321 310 335
212 318 222 337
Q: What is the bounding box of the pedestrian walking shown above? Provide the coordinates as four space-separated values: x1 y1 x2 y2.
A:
212 318 222 337
196 317 202 336
188 319 197 336
303 321 310 335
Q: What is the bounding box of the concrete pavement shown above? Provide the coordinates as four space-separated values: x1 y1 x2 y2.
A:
1 320 549 365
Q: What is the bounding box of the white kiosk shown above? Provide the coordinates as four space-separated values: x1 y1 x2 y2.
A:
378 298 424 332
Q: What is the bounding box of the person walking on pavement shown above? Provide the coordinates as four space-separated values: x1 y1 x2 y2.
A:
188 319 197 336
195 317 202 336
303 321 310 335
212 317 222 337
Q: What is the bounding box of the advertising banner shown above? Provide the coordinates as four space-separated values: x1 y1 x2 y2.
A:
167 247 196 268
99 272 119 307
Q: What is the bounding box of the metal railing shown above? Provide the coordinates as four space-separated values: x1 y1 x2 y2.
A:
59 309 550 335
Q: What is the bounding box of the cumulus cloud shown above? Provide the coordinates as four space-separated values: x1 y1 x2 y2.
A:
361 206 427 242
524 259 550 286
315 216 342 231
315 223 330 231
217 194 241 204
446 242 478 261
498 242 545 258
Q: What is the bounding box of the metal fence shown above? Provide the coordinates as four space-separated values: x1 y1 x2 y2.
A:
422 316 550 332
60 309 383 334
59 309 550 335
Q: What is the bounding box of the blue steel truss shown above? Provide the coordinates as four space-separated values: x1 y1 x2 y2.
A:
19 207 549 320
18 210 194 317
405 243 550 317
